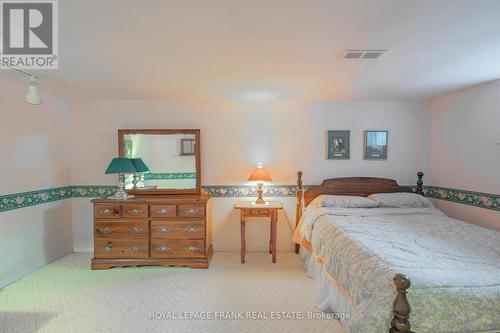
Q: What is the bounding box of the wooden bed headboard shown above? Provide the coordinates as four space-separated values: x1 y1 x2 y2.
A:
294 171 424 253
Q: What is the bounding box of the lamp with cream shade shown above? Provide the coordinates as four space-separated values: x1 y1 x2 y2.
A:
248 162 272 205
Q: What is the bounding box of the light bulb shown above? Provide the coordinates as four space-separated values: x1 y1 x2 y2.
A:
26 76 42 105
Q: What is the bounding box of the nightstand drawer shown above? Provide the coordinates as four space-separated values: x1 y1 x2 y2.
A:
151 205 176 217
150 239 205 258
122 204 148 218
151 220 205 239
94 204 121 218
94 239 148 258
95 221 149 238
178 204 205 217
246 208 270 216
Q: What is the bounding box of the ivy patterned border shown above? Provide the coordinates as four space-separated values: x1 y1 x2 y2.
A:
144 172 196 180
0 185 498 213
424 186 500 211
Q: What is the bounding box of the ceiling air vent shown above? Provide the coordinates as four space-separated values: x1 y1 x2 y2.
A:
339 50 386 59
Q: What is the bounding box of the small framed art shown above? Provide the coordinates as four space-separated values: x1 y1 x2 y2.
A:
364 130 388 160
327 130 350 159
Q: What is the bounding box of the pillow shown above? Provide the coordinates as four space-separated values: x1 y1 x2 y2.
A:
367 192 434 208
308 195 379 208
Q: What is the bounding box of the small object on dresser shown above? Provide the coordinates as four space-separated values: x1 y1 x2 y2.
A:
248 163 272 205
105 157 136 200
130 158 150 189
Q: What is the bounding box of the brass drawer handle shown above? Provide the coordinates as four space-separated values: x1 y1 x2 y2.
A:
98 227 113 234
159 227 170 233
186 227 197 233
130 246 142 253
102 243 113 253
185 208 200 215
128 208 143 215
185 245 201 253
158 208 170 215
129 227 143 234
156 245 171 253
99 209 115 215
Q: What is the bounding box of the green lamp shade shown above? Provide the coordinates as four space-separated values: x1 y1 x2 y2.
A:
105 157 136 174
130 158 150 173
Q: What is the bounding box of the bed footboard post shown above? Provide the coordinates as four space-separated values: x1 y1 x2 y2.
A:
294 171 303 254
416 172 424 195
390 274 412 333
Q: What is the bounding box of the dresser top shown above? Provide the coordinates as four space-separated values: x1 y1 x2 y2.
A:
92 194 209 204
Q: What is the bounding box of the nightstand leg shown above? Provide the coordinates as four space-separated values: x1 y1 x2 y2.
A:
241 216 246 264
269 219 272 254
271 211 277 263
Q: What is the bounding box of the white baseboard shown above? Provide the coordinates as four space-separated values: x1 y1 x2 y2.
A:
73 248 93 252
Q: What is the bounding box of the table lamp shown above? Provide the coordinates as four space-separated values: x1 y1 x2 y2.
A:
105 157 137 199
130 158 150 189
248 162 272 205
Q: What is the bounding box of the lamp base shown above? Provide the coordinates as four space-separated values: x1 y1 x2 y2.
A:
108 174 135 200
107 193 135 200
253 182 267 205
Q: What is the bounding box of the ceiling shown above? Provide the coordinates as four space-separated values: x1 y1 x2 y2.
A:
3 0 500 102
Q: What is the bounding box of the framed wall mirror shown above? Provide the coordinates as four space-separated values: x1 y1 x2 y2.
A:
118 129 201 194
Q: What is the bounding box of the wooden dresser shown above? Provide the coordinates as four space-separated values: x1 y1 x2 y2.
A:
91 194 212 269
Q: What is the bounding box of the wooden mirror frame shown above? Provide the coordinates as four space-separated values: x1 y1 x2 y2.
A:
118 129 201 195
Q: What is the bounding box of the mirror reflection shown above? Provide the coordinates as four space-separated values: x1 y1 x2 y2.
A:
123 133 197 190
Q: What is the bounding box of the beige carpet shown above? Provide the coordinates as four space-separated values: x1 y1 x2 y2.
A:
0 252 345 333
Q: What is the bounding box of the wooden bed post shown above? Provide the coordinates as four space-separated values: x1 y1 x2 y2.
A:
390 274 412 333
416 171 424 195
294 171 303 254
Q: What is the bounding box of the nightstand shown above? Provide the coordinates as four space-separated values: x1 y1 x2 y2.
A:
234 201 283 263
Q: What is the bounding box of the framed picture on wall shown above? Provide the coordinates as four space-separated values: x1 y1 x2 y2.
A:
364 130 388 160
326 130 350 159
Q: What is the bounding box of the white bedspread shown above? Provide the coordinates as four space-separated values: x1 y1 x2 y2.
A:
296 207 500 332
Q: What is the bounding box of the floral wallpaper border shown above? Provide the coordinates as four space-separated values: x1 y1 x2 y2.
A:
0 185 498 213
424 186 500 211
144 172 196 180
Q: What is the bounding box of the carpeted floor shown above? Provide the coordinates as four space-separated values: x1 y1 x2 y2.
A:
0 252 345 333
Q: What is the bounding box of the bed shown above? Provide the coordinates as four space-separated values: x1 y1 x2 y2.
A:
293 172 500 333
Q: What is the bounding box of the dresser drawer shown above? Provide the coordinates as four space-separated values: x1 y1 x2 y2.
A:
150 205 176 218
95 221 148 238
94 204 121 219
94 239 149 258
150 239 205 258
151 220 205 239
178 204 205 217
121 204 148 218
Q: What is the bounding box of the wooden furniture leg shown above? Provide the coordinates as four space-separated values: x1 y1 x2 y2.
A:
240 213 246 264
269 219 272 254
295 171 303 254
271 210 277 263
390 274 412 333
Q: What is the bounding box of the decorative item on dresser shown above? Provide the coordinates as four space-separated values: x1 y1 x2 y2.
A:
105 157 137 200
91 195 212 269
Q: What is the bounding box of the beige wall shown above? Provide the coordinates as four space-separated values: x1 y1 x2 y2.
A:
428 80 500 230
0 78 73 287
69 99 430 251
